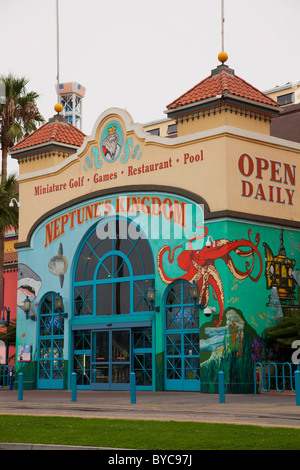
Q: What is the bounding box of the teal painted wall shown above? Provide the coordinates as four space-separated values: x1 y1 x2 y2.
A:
197 220 300 392
15 191 300 392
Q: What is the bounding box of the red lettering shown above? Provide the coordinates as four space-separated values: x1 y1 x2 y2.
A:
286 188 295 205
276 187 285 204
255 157 269 179
61 214 69 234
104 200 112 214
128 197 140 213
44 222 53 248
141 196 151 214
93 202 102 217
161 197 173 221
173 200 186 228
254 183 266 201
69 210 77 229
238 153 254 177
85 205 94 222
270 160 282 183
284 163 296 186
241 180 253 197
76 208 85 225
116 197 126 213
53 219 61 239
151 197 162 217
184 153 190 164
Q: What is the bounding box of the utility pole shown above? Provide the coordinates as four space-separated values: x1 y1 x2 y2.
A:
56 0 60 103
221 0 225 52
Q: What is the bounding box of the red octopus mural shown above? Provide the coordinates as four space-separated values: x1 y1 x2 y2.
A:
157 226 263 327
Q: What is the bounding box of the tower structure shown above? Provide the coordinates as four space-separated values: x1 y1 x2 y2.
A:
10 105 86 175
165 53 279 137
57 81 86 130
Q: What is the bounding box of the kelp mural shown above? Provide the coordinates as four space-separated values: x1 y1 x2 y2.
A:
199 307 259 393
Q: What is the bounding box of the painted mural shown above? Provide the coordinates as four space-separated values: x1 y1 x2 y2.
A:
82 118 142 173
48 242 68 288
157 226 262 327
263 230 297 309
17 263 42 321
195 224 300 393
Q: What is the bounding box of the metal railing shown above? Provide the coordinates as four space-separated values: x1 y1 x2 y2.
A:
254 362 299 394
0 365 14 389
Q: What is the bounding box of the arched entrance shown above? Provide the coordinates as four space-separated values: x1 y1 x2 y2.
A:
164 280 201 391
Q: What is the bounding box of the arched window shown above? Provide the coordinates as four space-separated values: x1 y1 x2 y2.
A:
73 217 155 317
38 292 65 389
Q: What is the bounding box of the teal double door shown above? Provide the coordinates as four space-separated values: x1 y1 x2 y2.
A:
165 330 200 391
38 293 65 390
91 329 131 390
164 281 201 392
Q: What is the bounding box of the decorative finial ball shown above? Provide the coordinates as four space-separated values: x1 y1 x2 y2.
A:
218 51 228 63
54 103 63 113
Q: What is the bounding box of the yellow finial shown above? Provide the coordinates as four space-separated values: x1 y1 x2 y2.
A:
218 51 228 64
54 103 63 113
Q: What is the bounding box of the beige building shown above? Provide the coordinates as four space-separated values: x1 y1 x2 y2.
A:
9 54 300 393
264 81 300 106
263 81 300 144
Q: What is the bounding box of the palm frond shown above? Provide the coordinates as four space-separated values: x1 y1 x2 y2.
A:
6 121 23 143
0 173 19 231
0 74 44 175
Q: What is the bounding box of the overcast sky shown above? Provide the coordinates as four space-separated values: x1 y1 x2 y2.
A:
2 0 299 174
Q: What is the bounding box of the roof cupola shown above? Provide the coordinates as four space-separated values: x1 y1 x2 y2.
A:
165 53 280 137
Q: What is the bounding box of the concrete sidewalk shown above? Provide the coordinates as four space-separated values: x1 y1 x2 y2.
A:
0 389 299 429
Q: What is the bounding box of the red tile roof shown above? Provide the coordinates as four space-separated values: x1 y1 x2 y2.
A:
4 251 18 265
167 66 279 111
10 117 86 152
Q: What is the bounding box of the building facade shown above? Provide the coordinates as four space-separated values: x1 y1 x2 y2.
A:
10 59 300 392
263 81 300 144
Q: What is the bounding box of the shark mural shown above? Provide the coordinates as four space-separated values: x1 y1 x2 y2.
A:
17 263 42 321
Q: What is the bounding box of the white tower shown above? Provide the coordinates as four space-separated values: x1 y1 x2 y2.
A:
57 82 86 130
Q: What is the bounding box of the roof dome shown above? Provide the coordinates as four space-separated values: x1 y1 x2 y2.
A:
166 63 279 114
10 113 86 154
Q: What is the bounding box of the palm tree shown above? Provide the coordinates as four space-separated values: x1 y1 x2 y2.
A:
0 74 44 178
0 74 44 310
264 310 300 347
0 174 19 313
0 320 16 364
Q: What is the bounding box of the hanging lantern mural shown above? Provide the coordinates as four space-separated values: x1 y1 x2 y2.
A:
263 230 297 312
